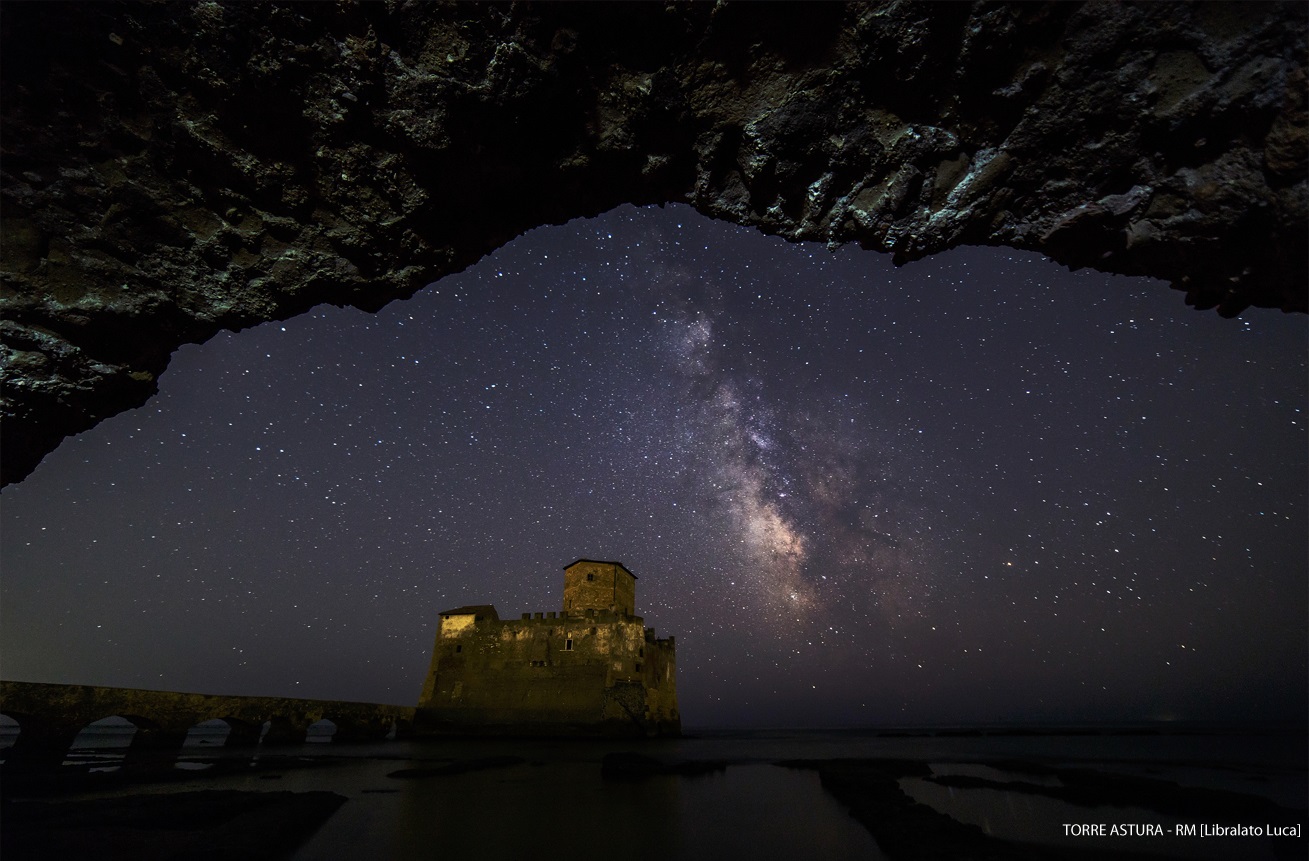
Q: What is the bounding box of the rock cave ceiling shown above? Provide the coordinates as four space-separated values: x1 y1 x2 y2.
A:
0 1 1305 487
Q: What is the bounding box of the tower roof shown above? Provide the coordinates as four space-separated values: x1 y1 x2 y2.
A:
437 604 499 617
563 559 637 579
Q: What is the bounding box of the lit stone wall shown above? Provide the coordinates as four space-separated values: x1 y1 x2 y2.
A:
417 561 679 735
417 610 678 735
563 560 637 616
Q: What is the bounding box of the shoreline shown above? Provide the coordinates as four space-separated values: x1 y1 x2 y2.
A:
3 730 1305 860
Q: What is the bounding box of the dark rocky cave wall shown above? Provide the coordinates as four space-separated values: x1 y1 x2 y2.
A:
2 1 1305 486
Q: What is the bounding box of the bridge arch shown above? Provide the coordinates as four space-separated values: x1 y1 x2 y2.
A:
305 719 337 744
0 712 29 762
64 716 140 770
1 710 81 771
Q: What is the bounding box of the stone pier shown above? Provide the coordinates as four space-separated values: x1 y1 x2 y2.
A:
0 680 415 772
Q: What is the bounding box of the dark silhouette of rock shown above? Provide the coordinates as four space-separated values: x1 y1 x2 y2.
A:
926 764 1306 820
0 789 346 861
600 750 727 779
386 755 526 779
777 758 1245 861
2 2 1304 485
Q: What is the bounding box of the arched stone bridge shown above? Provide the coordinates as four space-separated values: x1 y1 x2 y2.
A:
0 680 415 771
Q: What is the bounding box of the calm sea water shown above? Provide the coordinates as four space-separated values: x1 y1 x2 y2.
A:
3 727 1305 861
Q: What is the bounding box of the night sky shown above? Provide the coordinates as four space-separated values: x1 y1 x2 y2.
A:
2 204 1305 729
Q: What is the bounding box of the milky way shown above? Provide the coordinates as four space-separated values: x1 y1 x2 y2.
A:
2 204 1304 728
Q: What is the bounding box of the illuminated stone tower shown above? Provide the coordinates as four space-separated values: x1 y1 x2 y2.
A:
563 558 636 616
416 559 678 736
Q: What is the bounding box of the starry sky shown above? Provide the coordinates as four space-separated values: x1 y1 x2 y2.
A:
2 204 1305 729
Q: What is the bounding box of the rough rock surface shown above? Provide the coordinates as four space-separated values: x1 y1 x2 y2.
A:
1 790 347 861
2 1 1305 486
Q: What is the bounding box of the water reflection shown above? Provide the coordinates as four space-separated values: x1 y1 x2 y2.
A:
305 719 337 744
2 730 1302 861
299 759 885 861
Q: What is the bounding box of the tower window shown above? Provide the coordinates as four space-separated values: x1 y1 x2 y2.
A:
565 638 574 651
635 663 643 672
455 645 462 653
586 573 595 581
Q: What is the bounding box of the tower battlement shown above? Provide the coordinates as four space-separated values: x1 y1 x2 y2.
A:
563 559 636 616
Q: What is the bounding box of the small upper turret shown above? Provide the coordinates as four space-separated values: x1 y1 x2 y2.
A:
562 559 636 617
